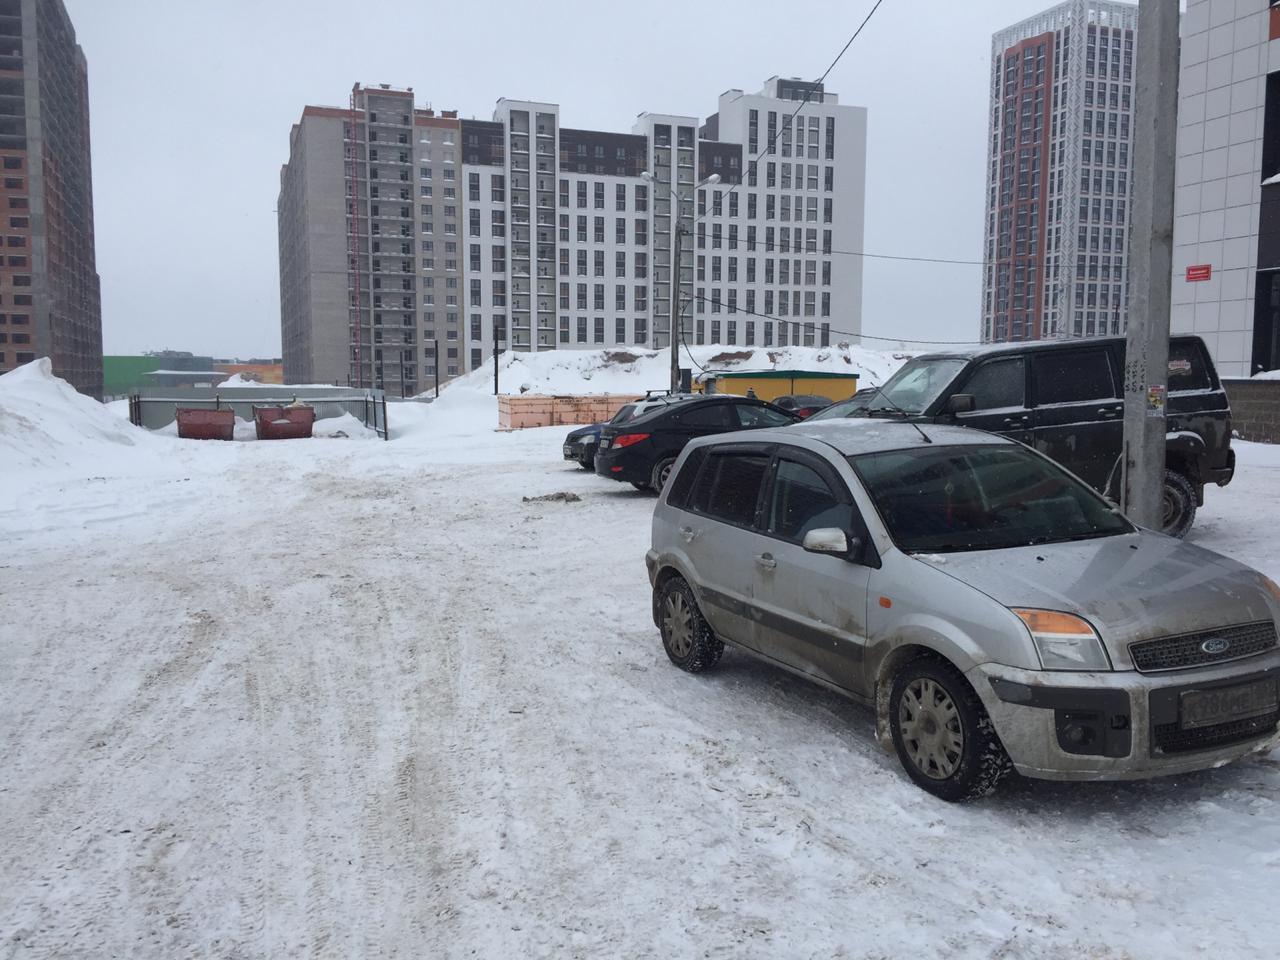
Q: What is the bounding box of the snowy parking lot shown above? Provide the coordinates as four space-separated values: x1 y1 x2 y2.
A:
3 363 1280 959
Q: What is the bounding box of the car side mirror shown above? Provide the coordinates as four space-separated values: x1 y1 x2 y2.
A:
802 528 854 558
946 394 976 415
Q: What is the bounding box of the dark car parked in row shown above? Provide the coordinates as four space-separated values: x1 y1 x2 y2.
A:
595 395 798 491
813 335 1233 537
562 394 687 470
772 394 834 419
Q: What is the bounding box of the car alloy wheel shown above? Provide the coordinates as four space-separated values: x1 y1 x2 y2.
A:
897 676 964 780
663 590 694 659
651 457 677 492
656 576 723 673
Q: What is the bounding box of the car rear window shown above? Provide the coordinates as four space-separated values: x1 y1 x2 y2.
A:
688 451 769 526
1032 349 1117 405
677 403 730 428
1168 340 1213 392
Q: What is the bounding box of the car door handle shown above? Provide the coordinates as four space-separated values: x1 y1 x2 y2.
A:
679 526 700 543
1002 415 1028 427
1098 406 1122 419
755 552 777 570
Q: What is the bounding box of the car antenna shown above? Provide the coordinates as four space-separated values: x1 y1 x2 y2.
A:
867 382 932 444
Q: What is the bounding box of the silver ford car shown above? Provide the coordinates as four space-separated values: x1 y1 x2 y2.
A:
644 420 1280 801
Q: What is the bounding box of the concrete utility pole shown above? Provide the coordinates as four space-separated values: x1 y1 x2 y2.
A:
1121 0 1179 528
669 223 684 394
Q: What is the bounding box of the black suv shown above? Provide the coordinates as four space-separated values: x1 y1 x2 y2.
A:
595 395 797 491
816 335 1233 537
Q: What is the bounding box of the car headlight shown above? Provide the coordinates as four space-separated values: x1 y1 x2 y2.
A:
1012 608 1111 672
1262 576 1280 603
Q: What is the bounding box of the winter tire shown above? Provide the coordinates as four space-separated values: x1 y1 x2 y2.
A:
579 448 596 471
889 657 1011 802
657 576 724 673
651 457 677 493
1160 469 1196 539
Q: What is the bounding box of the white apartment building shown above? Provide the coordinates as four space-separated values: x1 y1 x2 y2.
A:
1171 0 1280 377
981 0 1140 344
280 77 868 389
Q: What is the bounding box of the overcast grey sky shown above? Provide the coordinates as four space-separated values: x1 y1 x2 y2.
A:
66 0 1058 359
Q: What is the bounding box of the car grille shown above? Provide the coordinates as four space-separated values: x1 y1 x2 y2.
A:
1128 621 1277 673
1152 710 1280 754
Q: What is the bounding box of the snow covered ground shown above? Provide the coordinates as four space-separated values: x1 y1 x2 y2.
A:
3 361 1280 958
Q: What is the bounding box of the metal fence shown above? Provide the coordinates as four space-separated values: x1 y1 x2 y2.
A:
128 386 389 440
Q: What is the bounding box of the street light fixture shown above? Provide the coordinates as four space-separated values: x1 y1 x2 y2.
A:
642 169 720 393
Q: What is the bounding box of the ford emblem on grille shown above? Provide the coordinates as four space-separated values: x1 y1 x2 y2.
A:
1200 637 1231 655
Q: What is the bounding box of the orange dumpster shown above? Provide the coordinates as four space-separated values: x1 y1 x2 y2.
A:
253 405 316 440
175 408 235 441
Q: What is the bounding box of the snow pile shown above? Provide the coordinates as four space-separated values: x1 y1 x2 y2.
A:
0 358 163 476
1252 368 1280 380
313 412 378 440
216 373 260 387
432 344 912 401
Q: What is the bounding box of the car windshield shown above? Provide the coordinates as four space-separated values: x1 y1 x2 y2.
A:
609 404 637 424
849 444 1133 553
806 395 867 420
865 358 968 415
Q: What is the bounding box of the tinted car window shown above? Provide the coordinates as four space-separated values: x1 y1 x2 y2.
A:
961 357 1024 410
666 447 706 509
690 452 769 526
1167 339 1213 392
1032 350 1116 404
676 403 730 428
768 459 853 541
851 444 1131 553
610 404 637 423
736 404 794 428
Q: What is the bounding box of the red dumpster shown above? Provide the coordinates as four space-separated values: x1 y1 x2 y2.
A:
254 405 316 440
175 407 235 441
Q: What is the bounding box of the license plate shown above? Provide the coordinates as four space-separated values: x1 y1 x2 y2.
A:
563 445 573 456
599 438 610 449
1180 678 1279 730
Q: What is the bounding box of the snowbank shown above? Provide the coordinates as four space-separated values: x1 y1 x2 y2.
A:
428 344 911 401
1252 368 1280 380
0 358 164 477
313 412 378 440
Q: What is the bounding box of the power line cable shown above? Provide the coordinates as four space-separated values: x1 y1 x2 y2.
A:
702 0 888 220
689 293 983 346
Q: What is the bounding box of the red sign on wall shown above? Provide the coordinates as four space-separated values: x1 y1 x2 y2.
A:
1186 264 1213 282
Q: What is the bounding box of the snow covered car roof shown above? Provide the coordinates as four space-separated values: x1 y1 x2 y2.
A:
690 419 1015 457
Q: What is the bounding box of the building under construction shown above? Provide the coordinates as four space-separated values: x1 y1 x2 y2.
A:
0 0 102 397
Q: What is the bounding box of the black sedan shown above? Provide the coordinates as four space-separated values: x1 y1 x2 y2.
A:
594 395 798 491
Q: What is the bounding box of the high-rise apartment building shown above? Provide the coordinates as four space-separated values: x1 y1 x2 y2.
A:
1170 0 1280 378
278 77 866 391
0 0 101 396
981 0 1139 344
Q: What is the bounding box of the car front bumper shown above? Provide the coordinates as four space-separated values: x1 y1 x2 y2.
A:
968 651 1280 781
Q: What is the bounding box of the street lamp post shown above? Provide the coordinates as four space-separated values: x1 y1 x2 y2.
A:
642 169 719 394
